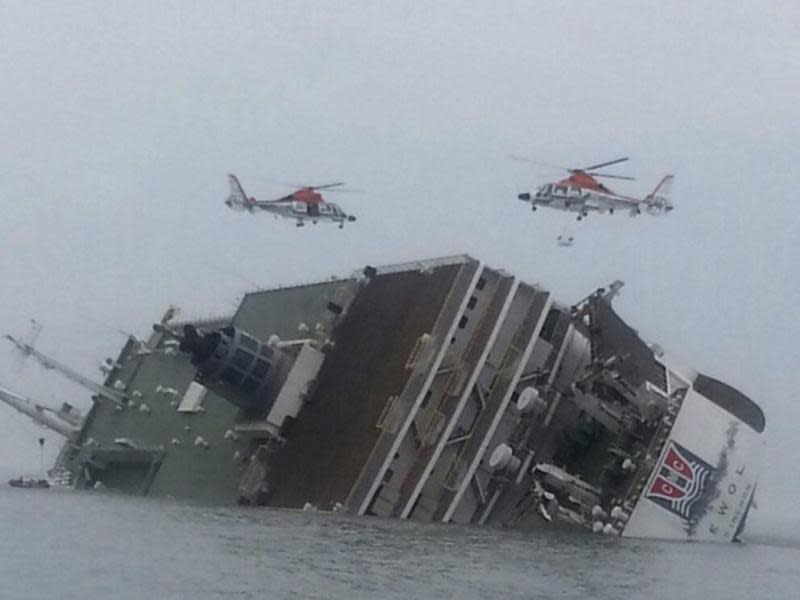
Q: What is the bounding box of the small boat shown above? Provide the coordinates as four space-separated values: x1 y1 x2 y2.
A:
8 477 50 489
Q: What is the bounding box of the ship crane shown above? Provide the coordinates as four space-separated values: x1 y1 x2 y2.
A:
3 334 127 407
0 385 81 439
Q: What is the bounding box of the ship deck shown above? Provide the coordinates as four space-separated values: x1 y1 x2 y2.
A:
264 266 460 509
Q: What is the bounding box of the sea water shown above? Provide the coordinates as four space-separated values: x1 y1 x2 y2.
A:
0 486 797 599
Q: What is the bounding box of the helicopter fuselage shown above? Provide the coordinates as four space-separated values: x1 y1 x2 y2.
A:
519 182 672 220
519 184 614 216
258 200 357 227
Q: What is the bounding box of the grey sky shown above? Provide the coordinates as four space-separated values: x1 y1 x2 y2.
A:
1 2 797 528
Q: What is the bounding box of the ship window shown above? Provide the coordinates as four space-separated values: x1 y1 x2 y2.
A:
233 348 254 370
251 359 271 378
382 468 394 484
222 367 243 386
239 334 258 351
476 277 486 291
693 374 765 433
241 378 260 395
539 309 562 343
467 296 478 310
458 315 469 329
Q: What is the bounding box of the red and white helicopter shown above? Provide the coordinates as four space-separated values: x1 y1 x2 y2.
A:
514 157 674 220
225 175 358 228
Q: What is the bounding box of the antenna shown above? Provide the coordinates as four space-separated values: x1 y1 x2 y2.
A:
39 437 45 478
9 320 43 370
27 320 43 347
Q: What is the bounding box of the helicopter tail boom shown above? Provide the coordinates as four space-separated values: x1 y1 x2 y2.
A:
225 174 253 211
644 175 675 213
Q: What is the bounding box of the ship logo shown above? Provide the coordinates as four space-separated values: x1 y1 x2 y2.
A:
646 441 714 522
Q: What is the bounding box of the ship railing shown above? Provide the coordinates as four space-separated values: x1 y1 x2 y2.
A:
168 315 234 330
365 254 473 276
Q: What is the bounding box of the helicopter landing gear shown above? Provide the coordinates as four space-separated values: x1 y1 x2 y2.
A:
296 220 305 227
531 205 537 211
339 222 344 229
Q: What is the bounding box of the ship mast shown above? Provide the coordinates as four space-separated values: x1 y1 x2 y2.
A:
3 333 127 407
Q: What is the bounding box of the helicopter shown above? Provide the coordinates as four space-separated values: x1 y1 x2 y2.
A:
514 157 674 221
225 175 358 228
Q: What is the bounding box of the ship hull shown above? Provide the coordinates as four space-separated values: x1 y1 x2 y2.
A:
49 255 764 543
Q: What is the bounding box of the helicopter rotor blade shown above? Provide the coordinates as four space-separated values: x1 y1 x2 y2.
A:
265 179 306 189
585 172 636 181
265 180 346 191
581 157 629 171
307 182 346 191
508 155 570 171
321 187 364 194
